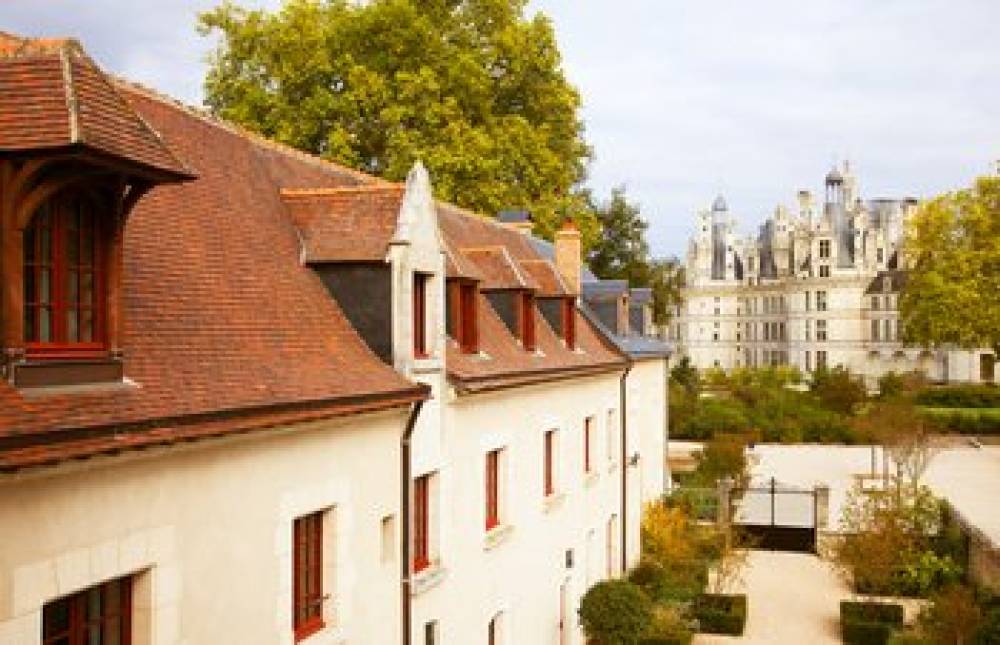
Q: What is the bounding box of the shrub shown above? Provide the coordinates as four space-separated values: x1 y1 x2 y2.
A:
579 580 652 645
918 585 983 645
692 593 747 635
640 604 695 645
690 433 748 487
811 366 868 415
974 607 1000 644
895 550 963 596
842 620 893 645
886 632 931 645
672 398 748 440
920 407 1000 434
841 601 904 645
915 384 1000 409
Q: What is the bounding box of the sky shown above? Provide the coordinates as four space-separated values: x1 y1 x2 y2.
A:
2 1 998 258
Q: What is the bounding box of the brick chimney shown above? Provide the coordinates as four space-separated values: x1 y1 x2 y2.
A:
554 220 581 295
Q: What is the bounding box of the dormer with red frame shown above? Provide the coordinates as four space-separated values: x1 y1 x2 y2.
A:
0 34 194 388
460 246 540 354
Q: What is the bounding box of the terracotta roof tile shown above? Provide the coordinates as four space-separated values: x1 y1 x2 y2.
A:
518 259 569 297
460 247 539 290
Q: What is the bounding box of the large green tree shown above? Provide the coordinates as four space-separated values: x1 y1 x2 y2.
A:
900 176 1000 355
198 0 596 244
586 186 684 323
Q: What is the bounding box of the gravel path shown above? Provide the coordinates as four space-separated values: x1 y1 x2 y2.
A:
695 550 848 645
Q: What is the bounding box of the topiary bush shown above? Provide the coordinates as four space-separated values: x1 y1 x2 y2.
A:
841 601 905 645
692 593 747 635
640 603 695 645
579 580 653 645
843 619 893 645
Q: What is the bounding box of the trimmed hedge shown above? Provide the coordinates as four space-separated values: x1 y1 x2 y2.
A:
693 593 747 635
915 385 1000 409
841 601 904 645
921 407 1000 434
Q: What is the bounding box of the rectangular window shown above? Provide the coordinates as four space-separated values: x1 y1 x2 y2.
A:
43 576 132 645
884 318 892 342
877 247 884 263
413 475 431 573
607 410 617 465
817 350 828 370
584 417 594 474
381 515 396 564
293 511 325 641
805 350 812 371
819 265 830 278
816 291 828 311
819 239 831 258
413 273 429 358
871 319 880 341
871 296 879 310
817 320 828 342
805 291 811 311
543 430 556 497
805 319 812 341
485 449 500 530
447 281 479 353
562 298 576 350
520 292 536 352
424 621 438 645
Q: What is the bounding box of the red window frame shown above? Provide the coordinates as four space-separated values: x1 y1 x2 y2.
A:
293 511 325 641
584 417 592 473
485 449 500 530
42 575 132 645
562 297 576 350
543 430 555 497
413 273 429 358
459 282 478 353
520 292 536 352
23 195 107 358
413 474 431 573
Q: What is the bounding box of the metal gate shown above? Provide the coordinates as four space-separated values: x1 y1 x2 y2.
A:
730 478 818 553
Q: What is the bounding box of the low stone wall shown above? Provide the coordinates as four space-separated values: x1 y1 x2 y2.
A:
946 504 1000 593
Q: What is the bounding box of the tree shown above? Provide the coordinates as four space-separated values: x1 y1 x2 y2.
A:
198 0 597 245
853 399 941 495
810 366 867 415
900 176 1000 355
578 579 652 645
586 186 684 323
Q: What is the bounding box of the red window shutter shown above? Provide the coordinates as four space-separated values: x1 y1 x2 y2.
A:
293 512 325 641
485 450 499 530
413 274 428 357
413 475 430 572
460 283 478 353
43 575 132 645
563 298 576 350
521 293 536 352
544 431 555 496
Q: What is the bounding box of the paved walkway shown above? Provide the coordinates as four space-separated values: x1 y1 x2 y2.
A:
695 550 847 645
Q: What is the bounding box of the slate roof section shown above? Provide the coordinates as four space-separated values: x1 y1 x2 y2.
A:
282 184 406 263
865 269 907 295
0 34 192 179
0 67 426 469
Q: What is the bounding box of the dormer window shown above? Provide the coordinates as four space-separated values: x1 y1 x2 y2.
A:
447 280 479 354
23 193 107 357
561 298 576 350
413 273 429 358
519 292 536 352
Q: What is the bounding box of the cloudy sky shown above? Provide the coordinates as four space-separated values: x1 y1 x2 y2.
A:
3 1 997 257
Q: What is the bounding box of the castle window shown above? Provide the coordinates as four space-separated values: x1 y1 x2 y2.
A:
24 196 107 355
819 240 831 259
819 265 830 278
877 248 884 263
871 319 880 341
43 576 132 645
816 320 828 341
816 291 828 312
871 296 879 310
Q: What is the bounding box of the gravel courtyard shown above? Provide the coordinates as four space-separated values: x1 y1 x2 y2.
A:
695 550 848 645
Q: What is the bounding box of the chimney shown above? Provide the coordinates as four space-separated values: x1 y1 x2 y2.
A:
797 190 813 219
497 209 533 235
554 220 582 295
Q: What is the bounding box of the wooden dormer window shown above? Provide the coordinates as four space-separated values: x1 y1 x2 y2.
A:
446 280 479 354
23 193 107 357
561 298 576 350
519 292 536 352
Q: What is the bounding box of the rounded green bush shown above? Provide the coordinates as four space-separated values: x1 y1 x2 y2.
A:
579 580 653 645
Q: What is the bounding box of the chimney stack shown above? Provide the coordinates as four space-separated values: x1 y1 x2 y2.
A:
554 220 582 295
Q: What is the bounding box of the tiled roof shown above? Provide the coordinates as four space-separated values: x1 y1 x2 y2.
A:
443 239 482 281
460 247 538 290
282 184 406 262
518 259 569 297
0 73 426 469
0 34 191 179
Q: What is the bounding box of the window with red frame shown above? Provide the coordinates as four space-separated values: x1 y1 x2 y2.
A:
24 196 106 355
485 449 500 530
413 474 430 572
584 417 593 473
413 273 429 357
293 511 325 641
447 281 479 354
520 292 536 352
42 575 131 645
543 430 556 497
562 297 576 350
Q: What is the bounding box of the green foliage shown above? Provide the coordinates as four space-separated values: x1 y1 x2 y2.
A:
901 175 1000 355
811 366 868 415
918 585 984 645
672 398 748 440
878 372 907 399
974 607 1000 645
920 407 1000 434
670 357 700 396
916 385 1000 409
199 0 598 246
692 594 747 635
841 601 904 645
579 579 652 645
640 603 695 645
896 550 963 597
886 632 931 645
690 434 748 487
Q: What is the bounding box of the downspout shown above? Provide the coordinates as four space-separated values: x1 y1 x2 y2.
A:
620 361 633 573
401 399 425 645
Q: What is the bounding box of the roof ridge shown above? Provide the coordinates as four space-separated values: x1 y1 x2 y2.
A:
112 76 390 186
280 184 405 197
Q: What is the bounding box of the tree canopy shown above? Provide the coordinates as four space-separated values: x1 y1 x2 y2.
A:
199 0 596 244
586 186 684 323
900 175 1000 354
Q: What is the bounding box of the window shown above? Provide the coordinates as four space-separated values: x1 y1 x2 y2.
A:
884 319 892 342
584 416 594 474
543 430 556 497
24 197 107 354
805 319 812 341
381 515 396 563
805 291 811 311
805 350 812 371
877 247 884 263
606 514 619 577
43 576 132 645
606 409 617 465
447 281 479 353
485 449 500 530
413 273 429 358
293 511 325 641
871 319 880 341
817 320 828 341
424 621 438 645
519 292 536 352
819 265 830 278
817 350 828 370
816 291 828 311
819 239 831 258
562 298 576 350
871 296 879 310
488 612 505 645
413 474 431 572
